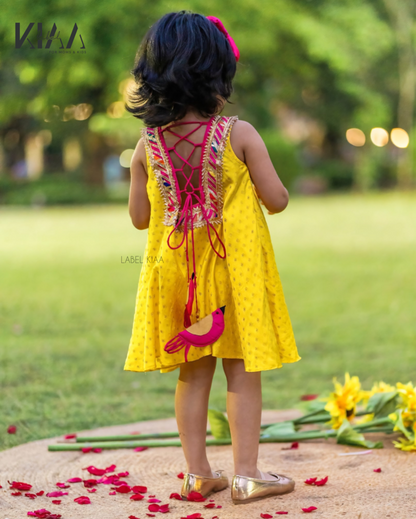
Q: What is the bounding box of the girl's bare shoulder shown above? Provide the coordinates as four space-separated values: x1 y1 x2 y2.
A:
229 119 260 164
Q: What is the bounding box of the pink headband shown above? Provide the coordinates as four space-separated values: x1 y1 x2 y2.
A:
206 16 240 62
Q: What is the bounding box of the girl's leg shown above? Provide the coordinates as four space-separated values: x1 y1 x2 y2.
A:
222 358 276 480
175 354 217 477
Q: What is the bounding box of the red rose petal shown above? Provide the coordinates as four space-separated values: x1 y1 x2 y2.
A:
261 514 273 518
180 514 202 519
304 477 317 485
64 433 77 439
148 504 160 512
36 491 44 496
74 496 91 505
84 466 106 476
25 493 37 499
159 504 170 513
169 492 182 500
11 492 22 496
56 483 70 488
302 506 318 513
315 476 328 486
205 502 216 508
177 472 185 479
300 394 319 401
130 494 145 501
83 479 98 488
129 516 140 519
10 481 32 491
27 509 52 518
93 448 102 453
186 490 206 502
115 485 131 493
67 477 82 483
373 468 382 473
7 425 17 434
52 500 61 504
134 446 149 452
46 491 68 498
148 498 161 503
109 491 116 495
148 495 156 497
276 513 289 515
87 488 97 493
282 441 299 450
117 471 129 477
132 485 147 493
105 464 117 472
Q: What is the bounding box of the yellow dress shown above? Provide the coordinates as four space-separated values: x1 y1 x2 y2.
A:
124 115 301 374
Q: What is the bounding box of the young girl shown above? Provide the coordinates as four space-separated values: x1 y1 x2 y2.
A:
124 10 301 504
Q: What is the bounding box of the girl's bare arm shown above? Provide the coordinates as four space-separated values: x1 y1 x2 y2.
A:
128 137 151 229
230 120 289 214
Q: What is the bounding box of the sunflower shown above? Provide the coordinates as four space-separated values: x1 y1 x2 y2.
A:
388 382 416 452
324 373 367 429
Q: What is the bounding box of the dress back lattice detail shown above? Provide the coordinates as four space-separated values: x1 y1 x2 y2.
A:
141 115 238 328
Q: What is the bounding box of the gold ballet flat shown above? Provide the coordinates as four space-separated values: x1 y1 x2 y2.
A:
231 472 295 504
181 470 229 500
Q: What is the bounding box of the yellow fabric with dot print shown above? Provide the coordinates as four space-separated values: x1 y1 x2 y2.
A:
124 119 301 373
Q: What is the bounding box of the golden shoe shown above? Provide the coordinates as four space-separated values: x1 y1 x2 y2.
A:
181 470 229 500
231 472 295 504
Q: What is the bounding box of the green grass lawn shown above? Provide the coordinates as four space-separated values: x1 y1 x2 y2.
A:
1 191 416 451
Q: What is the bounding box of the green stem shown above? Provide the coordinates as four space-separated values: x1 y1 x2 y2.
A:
352 417 392 430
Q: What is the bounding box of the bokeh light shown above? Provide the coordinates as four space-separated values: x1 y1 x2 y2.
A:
346 128 366 147
370 128 389 147
390 128 409 149
107 101 126 118
119 149 134 168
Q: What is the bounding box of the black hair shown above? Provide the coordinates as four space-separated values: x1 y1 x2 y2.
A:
124 10 237 127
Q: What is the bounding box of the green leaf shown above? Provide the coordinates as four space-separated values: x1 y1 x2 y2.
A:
261 421 297 438
366 391 398 418
392 409 414 441
207 409 231 440
336 419 383 449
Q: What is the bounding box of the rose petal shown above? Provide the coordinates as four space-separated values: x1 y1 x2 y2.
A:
93 448 102 453
117 471 129 477
302 506 318 513
109 491 116 495
64 433 77 439
56 483 70 488
11 492 22 496
84 466 106 476
180 514 202 519
74 496 91 505
36 491 44 496
129 516 140 519
276 512 289 515
300 394 319 401
10 481 32 491
105 464 117 473
132 485 147 493
169 492 182 500
26 509 52 518
46 491 68 498
87 488 97 493
25 493 37 499
67 477 82 483
148 504 160 512
373 468 382 473
315 476 328 486
261 514 273 518
83 479 98 488
148 498 161 503
159 504 170 513
115 485 131 493
304 477 318 485
177 472 185 479
130 494 145 501
134 446 149 452
52 500 61 504
205 503 216 508
186 490 206 502
7 425 17 434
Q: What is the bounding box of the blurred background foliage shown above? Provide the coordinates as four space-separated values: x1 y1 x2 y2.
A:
0 0 415 204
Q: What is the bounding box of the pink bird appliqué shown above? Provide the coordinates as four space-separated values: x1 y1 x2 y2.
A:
164 306 226 362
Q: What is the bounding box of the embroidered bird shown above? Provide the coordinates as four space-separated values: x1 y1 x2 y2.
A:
164 306 226 362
